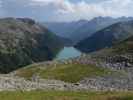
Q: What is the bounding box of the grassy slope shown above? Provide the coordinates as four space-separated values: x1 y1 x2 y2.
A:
0 91 133 100
112 39 133 54
93 36 133 56
15 63 122 83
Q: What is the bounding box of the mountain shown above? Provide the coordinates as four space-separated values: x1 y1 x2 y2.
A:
0 17 63 73
75 20 133 53
59 36 73 47
43 20 88 39
43 20 88 43
70 17 133 43
44 17 133 44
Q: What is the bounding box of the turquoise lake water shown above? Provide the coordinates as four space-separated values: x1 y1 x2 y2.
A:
56 47 81 60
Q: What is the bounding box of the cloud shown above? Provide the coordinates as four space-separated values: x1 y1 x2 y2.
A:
1 0 133 21
30 0 75 14
28 0 133 21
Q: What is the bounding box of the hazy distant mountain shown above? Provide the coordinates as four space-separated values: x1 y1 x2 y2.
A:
44 17 133 44
43 20 88 39
70 17 133 43
0 18 63 73
75 20 133 53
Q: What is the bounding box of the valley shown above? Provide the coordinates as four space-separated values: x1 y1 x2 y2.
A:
0 17 133 99
1 0 133 99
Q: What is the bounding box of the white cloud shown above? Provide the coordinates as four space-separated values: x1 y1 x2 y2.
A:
27 0 133 21
30 0 74 13
1 0 133 21
30 0 62 6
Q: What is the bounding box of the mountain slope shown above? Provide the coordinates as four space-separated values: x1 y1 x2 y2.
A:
75 20 133 53
107 36 133 54
0 17 63 73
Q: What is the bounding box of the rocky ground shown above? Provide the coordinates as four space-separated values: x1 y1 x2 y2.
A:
0 54 133 91
0 75 88 91
0 72 132 91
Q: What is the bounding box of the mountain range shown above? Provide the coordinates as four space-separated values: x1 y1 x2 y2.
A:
44 17 133 44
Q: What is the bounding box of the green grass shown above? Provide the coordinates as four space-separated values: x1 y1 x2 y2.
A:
96 41 133 55
16 63 121 83
0 91 133 100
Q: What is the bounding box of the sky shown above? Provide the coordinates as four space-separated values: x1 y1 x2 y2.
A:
0 0 133 22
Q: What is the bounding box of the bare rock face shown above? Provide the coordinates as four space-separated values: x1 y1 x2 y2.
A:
0 18 63 73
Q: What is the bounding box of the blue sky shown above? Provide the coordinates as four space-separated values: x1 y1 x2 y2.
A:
0 0 133 22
